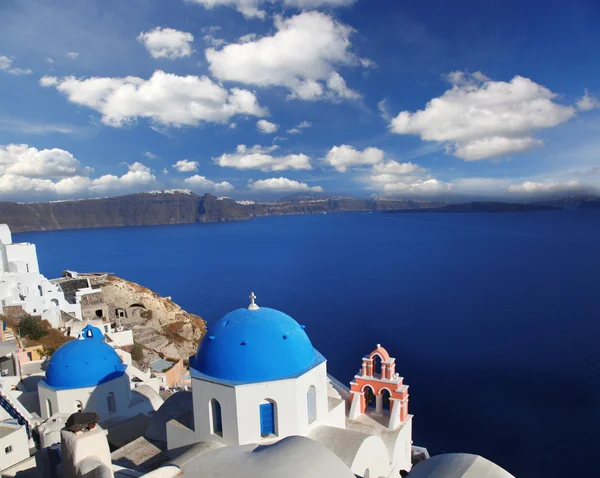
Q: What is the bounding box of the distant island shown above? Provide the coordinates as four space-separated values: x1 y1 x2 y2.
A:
0 190 598 233
385 201 560 214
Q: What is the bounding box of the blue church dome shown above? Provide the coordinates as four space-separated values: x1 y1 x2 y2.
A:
192 297 320 383
44 335 126 390
79 324 104 340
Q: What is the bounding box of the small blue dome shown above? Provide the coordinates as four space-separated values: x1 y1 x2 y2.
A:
79 324 104 340
192 307 319 383
44 336 126 390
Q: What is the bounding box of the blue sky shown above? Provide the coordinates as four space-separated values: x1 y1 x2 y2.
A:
0 0 599 201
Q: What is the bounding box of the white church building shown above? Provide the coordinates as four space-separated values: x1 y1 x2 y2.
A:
163 293 415 477
0 224 81 327
37 324 163 424
2 293 515 478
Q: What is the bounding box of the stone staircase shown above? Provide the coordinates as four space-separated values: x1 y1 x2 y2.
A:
0 383 34 438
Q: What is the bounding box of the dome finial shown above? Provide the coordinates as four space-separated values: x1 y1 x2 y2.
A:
248 291 259 310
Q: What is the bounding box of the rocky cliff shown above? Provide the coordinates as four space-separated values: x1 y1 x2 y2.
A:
100 275 206 365
0 190 444 233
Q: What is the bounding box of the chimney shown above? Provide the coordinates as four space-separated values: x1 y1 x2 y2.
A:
60 413 114 478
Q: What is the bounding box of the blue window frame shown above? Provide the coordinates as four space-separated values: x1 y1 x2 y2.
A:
260 402 275 436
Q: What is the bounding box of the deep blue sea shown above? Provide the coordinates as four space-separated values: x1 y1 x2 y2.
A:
15 210 600 477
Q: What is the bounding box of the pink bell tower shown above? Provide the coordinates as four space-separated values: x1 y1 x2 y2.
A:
348 344 409 430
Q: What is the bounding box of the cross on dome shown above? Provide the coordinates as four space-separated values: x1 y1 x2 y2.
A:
248 291 260 310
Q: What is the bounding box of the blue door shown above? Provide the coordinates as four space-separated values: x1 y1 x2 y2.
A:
260 402 275 436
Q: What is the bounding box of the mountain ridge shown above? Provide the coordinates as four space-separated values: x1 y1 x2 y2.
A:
2 192 597 234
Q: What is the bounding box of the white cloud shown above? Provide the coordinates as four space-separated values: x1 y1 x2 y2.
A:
361 156 444 197
239 33 256 43
381 178 451 196
203 35 227 47
215 144 311 171
162 168 169 175
452 137 543 161
46 57 54 64
184 175 234 192
326 71 360 100
66 52 79 59
0 118 76 135
0 150 157 200
359 57 376 68
507 180 583 195
287 120 312 134
0 55 32 75
173 159 199 172
256 119 279 134
40 70 267 128
187 0 266 19
0 144 88 178
138 27 194 60
324 145 384 172
143 151 158 160
377 98 392 121
248 177 323 192
576 89 600 112
390 72 576 160
206 12 362 101
283 0 357 6
187 0 356 18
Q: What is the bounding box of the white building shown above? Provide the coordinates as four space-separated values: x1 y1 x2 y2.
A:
163 293 415 477
3 293 515 478
37 324 163 427
0 419 29 472
0 224 81 327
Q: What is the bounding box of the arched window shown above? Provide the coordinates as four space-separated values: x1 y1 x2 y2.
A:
106 392 116 414
259 400 277 437
364 386 376 409
381 389 391 411
38 285 43 297
372 354 383 377
75 401 83 413
46 399 53 417
210 399 223 437
307 385 317 424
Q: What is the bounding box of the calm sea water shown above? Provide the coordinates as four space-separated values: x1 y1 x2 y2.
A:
15 211 600 477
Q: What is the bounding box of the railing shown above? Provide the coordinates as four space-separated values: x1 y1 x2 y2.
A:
0 385 33 438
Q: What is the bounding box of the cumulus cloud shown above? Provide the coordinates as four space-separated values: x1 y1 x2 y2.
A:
324 145 384 172
0 55 32 75
214 144 312 171
576 89 600 111
184 175 234 192
173 159 199 172
0 144 89 178
390 72 576 160
364 157 445 197
40 70 267 128
206 12 363 101
66 52 79 59
256 119 278 134
0 148 157 200
138 27 194 60
143 151 158 160
187 0 356 18
248 177 323 193
507 180 583 195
